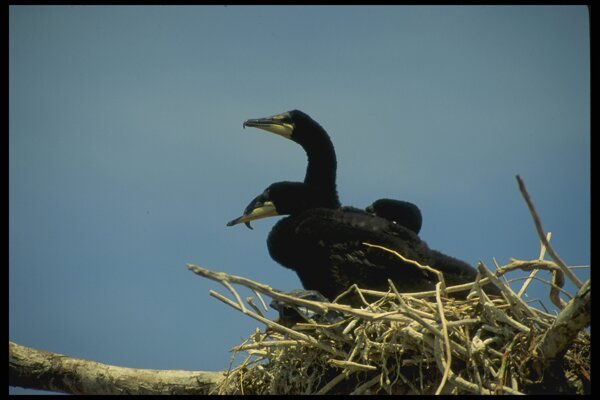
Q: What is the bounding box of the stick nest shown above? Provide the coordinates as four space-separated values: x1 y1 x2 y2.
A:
189 257 589 395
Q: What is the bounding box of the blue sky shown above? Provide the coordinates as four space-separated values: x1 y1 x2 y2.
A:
9 6 589 394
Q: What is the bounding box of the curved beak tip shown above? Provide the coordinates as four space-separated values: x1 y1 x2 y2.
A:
226 218 238 227
226 217 253 230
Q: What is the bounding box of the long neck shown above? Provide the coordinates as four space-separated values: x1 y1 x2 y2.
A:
301 128 341 208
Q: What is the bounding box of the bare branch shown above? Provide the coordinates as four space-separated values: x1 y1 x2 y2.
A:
434 283 452 395
515 175 583 288
517 231 551 297
495 258 567 310
534 279 591 368
9 341 225 395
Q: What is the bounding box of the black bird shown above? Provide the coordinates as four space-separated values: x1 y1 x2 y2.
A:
243 110 422 234
227 181 497 302
366 199 422 235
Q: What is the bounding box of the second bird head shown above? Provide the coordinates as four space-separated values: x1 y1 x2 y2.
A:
227 181 324 229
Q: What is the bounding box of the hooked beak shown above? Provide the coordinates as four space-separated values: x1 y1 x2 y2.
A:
226 195 279 229
243 112 294 139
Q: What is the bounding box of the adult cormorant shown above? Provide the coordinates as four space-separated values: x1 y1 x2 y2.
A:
227 181 498 302
243 110 423 234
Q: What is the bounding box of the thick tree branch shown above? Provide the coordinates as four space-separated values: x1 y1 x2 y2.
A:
9 341 225 395
534 279 591 367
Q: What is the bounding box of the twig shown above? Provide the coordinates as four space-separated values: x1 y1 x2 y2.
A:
363 242 447 291
515 175 583 288
517 232 551 297
434 283 452 395
245 296 265 318
329 359 378 371
232 340 302 352
252 289 270 312
477 263 539 321
209 290 346 358
222 280 247 313
496 259 567 310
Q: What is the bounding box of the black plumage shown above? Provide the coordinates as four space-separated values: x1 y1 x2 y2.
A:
243 110 422 233
365 199 422 234
230 110 500 301
228 182 495 303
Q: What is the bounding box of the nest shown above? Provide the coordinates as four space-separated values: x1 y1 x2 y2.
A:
188 254 589 395
187 177 589 394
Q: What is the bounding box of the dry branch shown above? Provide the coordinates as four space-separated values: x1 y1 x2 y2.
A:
515 175 583 289
534 279 591 367
9 341 225 395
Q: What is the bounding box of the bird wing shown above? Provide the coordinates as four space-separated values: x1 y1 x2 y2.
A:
289 209 447 294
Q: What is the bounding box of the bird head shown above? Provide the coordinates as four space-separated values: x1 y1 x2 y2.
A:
226 181 322 228
242 109 326 148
